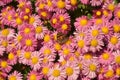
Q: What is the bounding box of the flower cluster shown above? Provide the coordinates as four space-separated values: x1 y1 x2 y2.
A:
0 0 120 80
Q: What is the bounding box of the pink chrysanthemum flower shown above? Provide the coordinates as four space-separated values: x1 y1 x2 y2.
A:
0 60 12 73
28 14 41 27
80 0 89 5
88 25 103 38
40 45 56 58
75 36 89 54
112 50 120 65
102 9 112 19
111 18 120 33
114 6 120 19
99 50 114 65
108 33 120 51
19 50 32 65
7 52 17 65
19 23 35 37
8 71 22 80
115 67 120 78
35 25 48 40
90 0 103 6
74 16 91 31
27 70 42 80
64 61 80 80
82 58 100 79
48 63 66 80
88 37 104 53
65 0 78 10
21 36 37 51
30 51 43 71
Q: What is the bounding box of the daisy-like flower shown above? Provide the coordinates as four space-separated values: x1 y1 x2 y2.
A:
99 50 114 65
8 71 22 80
65 0 78 10
90 0 103 6
74 16 91 31
28 14 41 27
108 33 120 51
111 18 120 33
21 36 37 51
0 60 12 73
44 0 55 12
30 51 43 71
112 50 120 65
114 6 120 19
82 58 100 79
27 70 42 80
88 37 104 53
8 52 17 65
65 61 80 80
19 23 35 37
48 63 66 80
102 9 112 19
19 50 32 65
75 36 89 54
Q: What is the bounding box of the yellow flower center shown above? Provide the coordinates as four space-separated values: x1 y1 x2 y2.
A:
32 57 39 64
52 69 60 77
61 60 66 66
110 36 118 45
69 56 74 61
57 0 65 9
25 39 32 46
102 27 109 34
63 48 70 55
30 74 36 80
108 4 115 11
78 63 82 70
92 30 99 37
24 52 31 59
70 0 77 6
77 40 84 48
103 10 109 16
105 70 114 78
96 11 101 16
89 64 97 71
54 43 61 51
17 35 22 42
117 11 120 18
80 19 88 26
42 67 49 75
47 0 52 7
102 53 110 60
1 61 7 68
24 28 31 34
116 68 120 76
62 24 68 30
44 35 50 42
1 29 9 36
74 51 80 57
59 15 64 22
39 3 45 9
16 18 22 25
23 15 29 20
18 2 25 8
35 26 43 34
90 39 98 47
66 67 73 76
9 76 16 80
52 18 57 24
113 24 120 33
115 56 120 64
84 54 92 60
2 41 8 47
41 11 47 17
8 15 12 21
8 53 14 60
43 58 48 63
29 17 35 24
25 8 30 14
44 49 51 55
96 19 102 25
